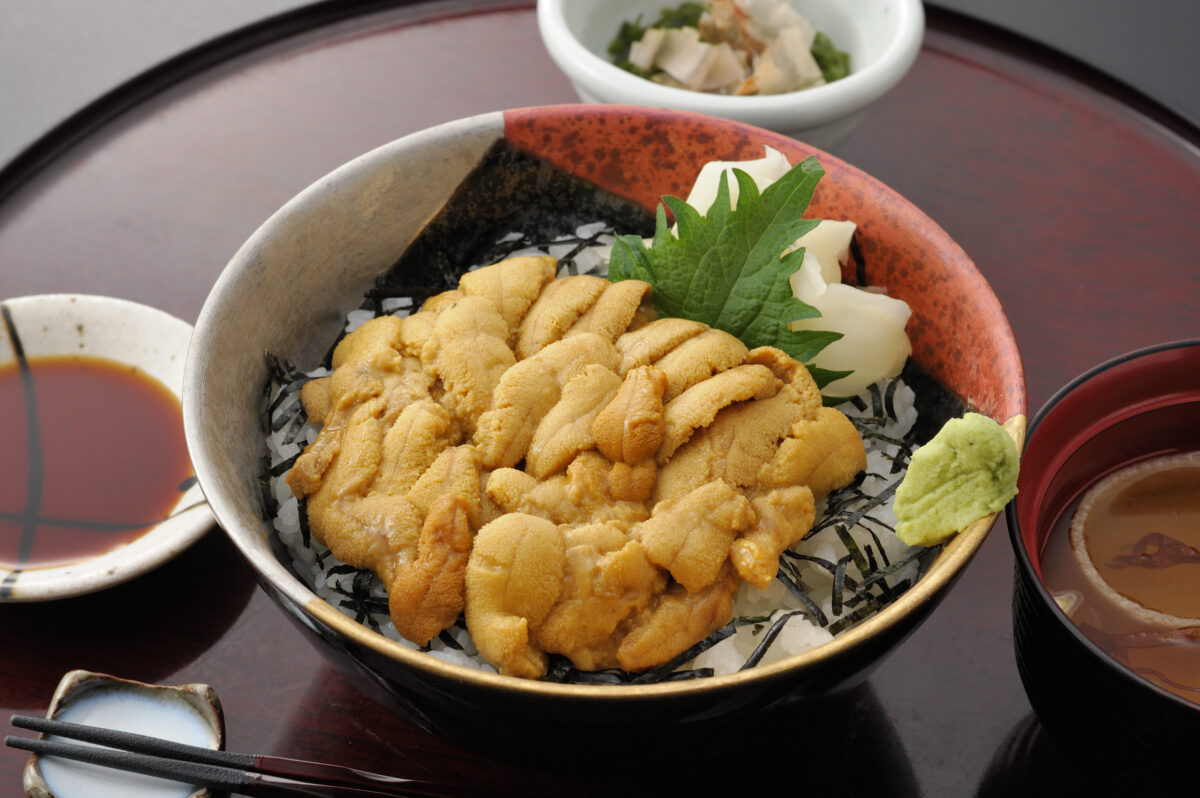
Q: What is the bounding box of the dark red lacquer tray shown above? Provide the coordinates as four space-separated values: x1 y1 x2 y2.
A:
2 3 1197 795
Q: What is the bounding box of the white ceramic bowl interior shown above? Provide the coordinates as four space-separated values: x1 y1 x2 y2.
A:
0 294 212 601
537 0 924 149
23 669 225 798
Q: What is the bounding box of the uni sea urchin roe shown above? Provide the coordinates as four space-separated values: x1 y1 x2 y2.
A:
285 255 868 678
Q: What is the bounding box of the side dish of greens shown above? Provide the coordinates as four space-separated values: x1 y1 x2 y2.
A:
608 0 851 95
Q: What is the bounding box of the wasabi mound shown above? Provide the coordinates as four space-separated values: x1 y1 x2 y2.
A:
894 413 1019 547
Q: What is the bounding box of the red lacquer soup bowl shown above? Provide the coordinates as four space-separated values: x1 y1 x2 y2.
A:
1008 339 1200 795
185 105 1024 761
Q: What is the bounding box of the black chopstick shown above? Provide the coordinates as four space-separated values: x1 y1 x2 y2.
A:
6 714 463 797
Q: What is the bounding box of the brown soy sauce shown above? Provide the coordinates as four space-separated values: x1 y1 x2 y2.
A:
0 355 193 572
1040 452 1200 705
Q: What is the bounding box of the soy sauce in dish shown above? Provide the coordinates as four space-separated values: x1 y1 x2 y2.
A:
1040 451 1200 705
0 355 193 570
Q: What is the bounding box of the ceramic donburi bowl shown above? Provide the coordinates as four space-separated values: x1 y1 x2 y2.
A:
184 105 1024 761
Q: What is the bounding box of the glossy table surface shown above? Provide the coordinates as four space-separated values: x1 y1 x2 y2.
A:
2 3 1198 796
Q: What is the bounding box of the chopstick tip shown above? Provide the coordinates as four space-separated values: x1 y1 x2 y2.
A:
5 734 34 750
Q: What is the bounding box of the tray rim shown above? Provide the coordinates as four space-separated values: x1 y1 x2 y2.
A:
1 0 1197 211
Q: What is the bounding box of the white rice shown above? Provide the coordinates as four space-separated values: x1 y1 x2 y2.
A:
693 386 919 673
262 223 926 680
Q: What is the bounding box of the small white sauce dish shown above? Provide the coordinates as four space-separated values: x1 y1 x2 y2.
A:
21 670 226 798
537 0 925 150
0 294 213 601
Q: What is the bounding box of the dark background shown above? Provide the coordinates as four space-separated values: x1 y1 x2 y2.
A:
2 0 1198 167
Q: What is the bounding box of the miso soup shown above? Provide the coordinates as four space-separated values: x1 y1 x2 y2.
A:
1040 451 1200 704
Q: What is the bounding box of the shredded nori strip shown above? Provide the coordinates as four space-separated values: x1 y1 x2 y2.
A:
739 611 809 670
831 558 849 616
883 377 900 420
810 478 901 538
364 286 439 307
274 405 307 443
867 382 886 421
862 544 880 579
855 546 938 593
258 473 278 520
297 497 312 549
435 626 465 651
266 377 307 417
266 452 300 479
828 604 880 636
829 524 870 576
860 429 914 454
850 233 867 287
265 352 305 384
331 569 390 630
774 557 830 627
860 523 894 569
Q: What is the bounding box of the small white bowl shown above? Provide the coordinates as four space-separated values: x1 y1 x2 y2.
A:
537 0 924 150
0 294 212 601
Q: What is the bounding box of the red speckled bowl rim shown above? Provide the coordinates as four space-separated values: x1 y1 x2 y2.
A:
504 105 1025 423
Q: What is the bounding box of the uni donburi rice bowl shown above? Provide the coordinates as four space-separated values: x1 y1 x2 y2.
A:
263 147 948 683
185 106 1024 754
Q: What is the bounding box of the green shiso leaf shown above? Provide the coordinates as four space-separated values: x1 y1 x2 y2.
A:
811 364 853 394
609 155 842 366
812 31 851 82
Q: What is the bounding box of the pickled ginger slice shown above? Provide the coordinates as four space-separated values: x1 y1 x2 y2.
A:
788 254 911 397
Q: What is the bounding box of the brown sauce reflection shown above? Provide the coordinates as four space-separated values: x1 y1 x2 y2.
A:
1108 531 1200 570
0 348 193 574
